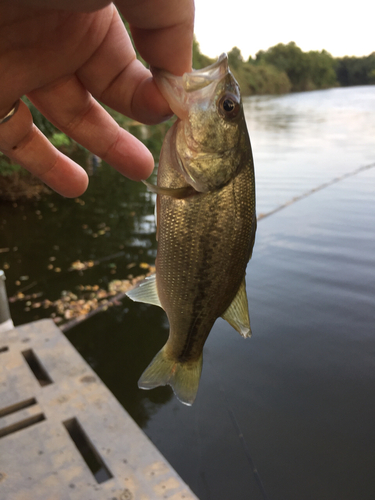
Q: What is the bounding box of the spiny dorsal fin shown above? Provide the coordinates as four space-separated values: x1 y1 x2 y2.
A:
126 274 163 309
222 277 251 338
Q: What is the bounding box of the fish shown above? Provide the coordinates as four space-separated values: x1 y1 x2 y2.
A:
126 54 256 405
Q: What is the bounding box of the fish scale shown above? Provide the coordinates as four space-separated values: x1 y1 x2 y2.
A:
127 54 256 405
157 161 254 362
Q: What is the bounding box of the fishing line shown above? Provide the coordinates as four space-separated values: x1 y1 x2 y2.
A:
225 402 272 500
257 161 375 221
208 354 272 500
208 162 375 499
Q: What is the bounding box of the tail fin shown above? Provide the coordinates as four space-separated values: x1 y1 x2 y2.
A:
138 347 203 406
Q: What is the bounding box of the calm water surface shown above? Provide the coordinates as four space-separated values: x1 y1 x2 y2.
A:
1 86 375 500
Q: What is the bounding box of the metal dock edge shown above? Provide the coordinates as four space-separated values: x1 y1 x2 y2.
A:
0 318 198 500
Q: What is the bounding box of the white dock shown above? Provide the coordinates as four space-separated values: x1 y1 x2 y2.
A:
0 319 198 500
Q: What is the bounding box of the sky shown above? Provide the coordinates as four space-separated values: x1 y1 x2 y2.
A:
194 0 374 60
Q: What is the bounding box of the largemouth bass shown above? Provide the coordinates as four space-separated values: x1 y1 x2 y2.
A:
127 54 256 405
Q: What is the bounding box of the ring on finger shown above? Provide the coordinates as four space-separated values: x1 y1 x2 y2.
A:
0 100 21 125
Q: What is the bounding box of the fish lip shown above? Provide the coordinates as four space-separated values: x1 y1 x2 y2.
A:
181 53 228 92
152 53 229 119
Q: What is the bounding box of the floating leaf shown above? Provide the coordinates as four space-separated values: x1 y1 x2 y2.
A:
70 260 85 270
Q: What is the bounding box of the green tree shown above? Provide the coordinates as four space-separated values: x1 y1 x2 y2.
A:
306 50 337 89
256 42 310 91
335 52 375 86
256 42 338 91
231 61 291 96
228 47 244 70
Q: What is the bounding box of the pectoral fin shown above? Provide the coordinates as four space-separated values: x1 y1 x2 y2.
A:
142 180 196 199
126 274 163 309
222 278 251 338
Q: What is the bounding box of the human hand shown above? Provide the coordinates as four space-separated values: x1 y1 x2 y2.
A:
0 0 194 197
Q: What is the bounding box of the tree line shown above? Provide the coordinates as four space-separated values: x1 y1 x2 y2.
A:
1 34 374 186
193 40 375 96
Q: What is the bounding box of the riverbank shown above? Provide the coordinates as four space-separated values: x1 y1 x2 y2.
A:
194 40 375 95
1 37 374 202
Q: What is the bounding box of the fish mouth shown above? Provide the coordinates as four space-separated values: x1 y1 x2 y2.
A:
152 53 229 120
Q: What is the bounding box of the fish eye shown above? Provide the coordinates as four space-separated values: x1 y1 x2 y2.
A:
218 94 240 120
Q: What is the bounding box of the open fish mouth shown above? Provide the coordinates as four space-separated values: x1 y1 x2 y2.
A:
153 53 229 120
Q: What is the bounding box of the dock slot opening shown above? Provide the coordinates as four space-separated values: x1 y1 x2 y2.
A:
63 418 113 484
0 413 46 438
0 397 37 418
21 349 53 386
0 346 9 353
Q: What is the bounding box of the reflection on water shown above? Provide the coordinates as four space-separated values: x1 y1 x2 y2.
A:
1 86 375 499
245 86 375 216
1 162 164 426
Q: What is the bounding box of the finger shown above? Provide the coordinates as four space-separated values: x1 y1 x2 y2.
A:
27 75 155 180
0 100 88 197
118 0 195 75
77 7 173 124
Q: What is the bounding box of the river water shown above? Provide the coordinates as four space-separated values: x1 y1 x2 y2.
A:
1 85 375 500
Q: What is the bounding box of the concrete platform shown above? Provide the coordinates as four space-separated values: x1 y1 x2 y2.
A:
0 319 198 500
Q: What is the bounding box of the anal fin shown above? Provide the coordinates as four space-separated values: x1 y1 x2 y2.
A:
222 277 251 338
